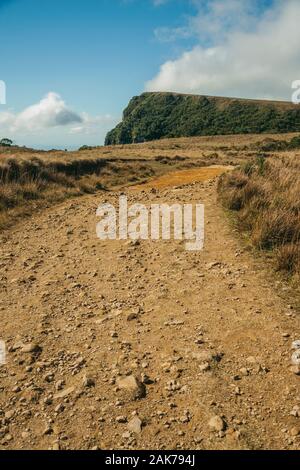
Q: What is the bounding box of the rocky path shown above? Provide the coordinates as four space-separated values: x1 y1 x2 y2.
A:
0 168 300 450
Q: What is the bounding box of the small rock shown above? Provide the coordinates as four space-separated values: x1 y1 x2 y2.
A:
290 427 300 437
199 362 210 372
116 416 127 423
43 426 53 436
116 375 146 400
208 415 226 432
127 313 138 321
83 375 95 388
291 351 300 366
141 374 154 385
291 406 300 417
44 373 54 383
127 416 142 434
21 343 42 354
5 410 15 420
55 380 65 391
292 340 300 350
55 403 65 413
54 386 75 400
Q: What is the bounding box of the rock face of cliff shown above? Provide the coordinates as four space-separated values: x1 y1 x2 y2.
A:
105 92 300 145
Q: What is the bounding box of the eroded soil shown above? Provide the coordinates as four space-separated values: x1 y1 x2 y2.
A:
0 166 300 450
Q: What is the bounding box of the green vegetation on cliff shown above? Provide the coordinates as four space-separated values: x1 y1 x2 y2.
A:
105 92 300 145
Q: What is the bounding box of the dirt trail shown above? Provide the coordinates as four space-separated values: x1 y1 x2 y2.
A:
0 166 300 450
129 166 233 191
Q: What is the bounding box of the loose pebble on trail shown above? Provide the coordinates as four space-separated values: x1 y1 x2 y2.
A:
1 166 300 450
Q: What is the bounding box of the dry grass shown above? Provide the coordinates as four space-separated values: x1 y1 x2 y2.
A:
218 153 300 276
0 131 298 231
0 156 171 230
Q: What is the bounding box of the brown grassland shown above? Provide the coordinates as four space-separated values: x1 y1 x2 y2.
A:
218 152 300 279
1 131 300 279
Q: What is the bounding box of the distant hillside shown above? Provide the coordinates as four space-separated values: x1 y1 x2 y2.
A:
105 92 300 145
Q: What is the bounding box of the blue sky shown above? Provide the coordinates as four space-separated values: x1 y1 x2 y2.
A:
0 0 299 149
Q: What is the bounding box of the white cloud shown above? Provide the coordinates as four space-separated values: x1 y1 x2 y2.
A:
146 0 300 101
13 92 82 131
0 92 118 148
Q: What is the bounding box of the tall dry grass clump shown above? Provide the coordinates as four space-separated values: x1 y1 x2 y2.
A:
0 150 190 229
218 155 300 276
0 155 153 229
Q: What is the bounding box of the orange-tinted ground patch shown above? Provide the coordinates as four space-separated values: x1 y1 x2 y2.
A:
129 165 233 191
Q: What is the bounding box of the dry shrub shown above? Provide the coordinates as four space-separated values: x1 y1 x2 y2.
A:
218 155 300 275
218 170 264 212
0 150 190 230
276 243 300 273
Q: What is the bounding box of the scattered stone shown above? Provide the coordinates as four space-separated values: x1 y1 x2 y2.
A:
206 262 221 270
116 416 127 423
21 343 42 354
292 340 300 350
55 380 65 391
291 406 300 417
208 415 226 432
54 386 75 400
192 350 222 364
127 313 138 321
43 426 53 436
291 351 300 365
11 339 24 352
5 410 15 420
83 375 95 388
116 375 146 400
55 403 65 413
290 427 300 437
141 374 154 385
128 416 142 434
164 320 185 327
44 373 54 383
199 362 210 372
